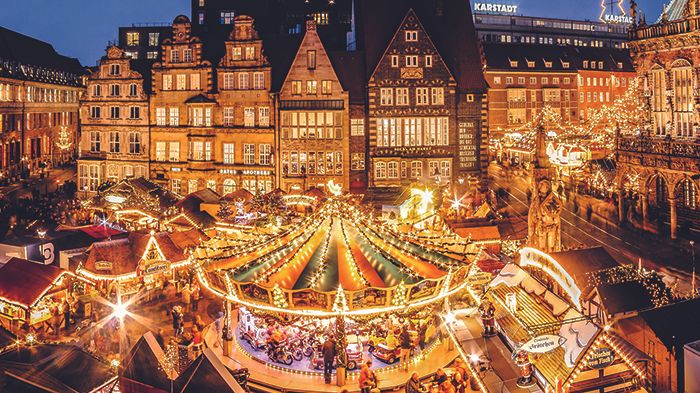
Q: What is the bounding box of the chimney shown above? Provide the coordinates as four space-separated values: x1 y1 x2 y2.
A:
306 17 317 32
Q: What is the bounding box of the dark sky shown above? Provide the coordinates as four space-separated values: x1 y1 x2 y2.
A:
0 0 666 66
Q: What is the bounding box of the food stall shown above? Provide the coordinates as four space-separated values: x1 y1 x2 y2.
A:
0 258 94 335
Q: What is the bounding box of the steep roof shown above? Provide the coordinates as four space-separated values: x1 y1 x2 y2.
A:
120 332 172 389
548 247 621 293
596 281 655 315
173 349 245 392
355 0 486 91
639 298 700 350
657 0 687 22
0 258 69 308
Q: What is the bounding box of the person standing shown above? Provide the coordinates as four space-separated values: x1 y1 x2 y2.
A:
359 359 377 393
191 282 201 312
322 336 337 384
63 299 72 332
405 372 425 393
181 283 192 312
399 326 412 371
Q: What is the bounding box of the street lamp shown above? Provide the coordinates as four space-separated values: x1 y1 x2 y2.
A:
691 240 696 297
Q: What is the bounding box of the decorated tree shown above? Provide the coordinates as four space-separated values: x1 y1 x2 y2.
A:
333 286 348 371
272 284 289 308
392 281 408 307
217 200 235 222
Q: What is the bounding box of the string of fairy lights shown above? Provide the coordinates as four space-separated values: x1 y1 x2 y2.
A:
307 219 334 289
339 219 370 287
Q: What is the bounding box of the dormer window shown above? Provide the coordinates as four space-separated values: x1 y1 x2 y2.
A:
526 60 535 68
171 49 180 63
598 61 603 69
232 47 242 61
583 60 589 69
591 61 596 70
245 47 255 60
183 49 193 63
405 31 418 41
509 60 518 68
544 61 552 68
562 61 570 69
109 64 121 76
617 62 623 69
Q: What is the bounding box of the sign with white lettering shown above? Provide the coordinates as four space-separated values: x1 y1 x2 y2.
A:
95 261 113 271
473 2 518 14
459 122 478 170
521 335 566 354
588 347 615 369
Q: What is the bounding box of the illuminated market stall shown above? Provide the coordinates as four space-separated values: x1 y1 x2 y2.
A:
481 248 651 393
192 199 473 388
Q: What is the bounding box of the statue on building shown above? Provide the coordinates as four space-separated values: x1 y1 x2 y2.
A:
527 125 562 253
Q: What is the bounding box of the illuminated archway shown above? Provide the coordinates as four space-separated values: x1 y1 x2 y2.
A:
519 247 582 310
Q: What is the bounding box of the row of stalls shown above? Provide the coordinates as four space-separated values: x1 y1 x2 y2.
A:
480 247 653 393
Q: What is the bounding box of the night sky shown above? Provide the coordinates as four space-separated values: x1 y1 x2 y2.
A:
0 0 666 66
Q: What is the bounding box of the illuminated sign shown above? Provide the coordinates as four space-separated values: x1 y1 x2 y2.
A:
474 2 518 14
459 122 478 170
599 0 633 24
521 334 566 354
519 247 582 310
95 261 113 271
588 347 615 369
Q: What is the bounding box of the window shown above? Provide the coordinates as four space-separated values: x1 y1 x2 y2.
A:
493 77 501 85
171 179 181 195
425 55 433 67
259 107 270 127
391 55 399 68
380 88 393 106
406 55 418 67
529 77 537 85
350 118 365 136
220 11 235 24
245 47 255 60
564 77 570 84
387 161 399 179
518 77 525 84
90 131 101 152
322 80 332 95
90 106 101 119
244 107 255 127
190 141 211 160
223 143 235 164
163 74 172 90
192 108 204 126
223 73 235 89
375 162 386 179
259 144 271 165
109 84 120 96
129 106 140 119
169 142 180 161
253 72 265 89
396 88 409 106
126 51 138 59
156 142 166 161
89 165 100 191
176 74 186 90
306 80 317 95
416 88 429 105
156 108 166 125
147 50 158 59
109 132 120 153
223 107 234 126
541 77 548 84
238 73 249 89
440 161 451 177
189 179 198 193
198 12 205 25
505 77 513 84
128 132 141 154
291 81 302 95
223 179 235 195
109 64 121 76
190 73 200 90
170 49 180 63
92 84 101 96
431 88 444 105
351 153 365 170
169 108 179 126
410 161 423 178
110 106 120 119
405 31 418 41
232 47 242 61
126 32 139 46
307 50 317 69
148 32 160 46
244 144 255 165
313 12 329 25
129 84 138 96
183 49 193 62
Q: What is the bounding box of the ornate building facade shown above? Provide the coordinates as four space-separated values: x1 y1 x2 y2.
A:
278 19 350 192
78 46 149 194
0 27 84 181
620 0 700 240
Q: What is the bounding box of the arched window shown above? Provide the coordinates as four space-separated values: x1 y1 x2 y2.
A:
223 178 236 195
671 59 694 138
650 65 667 136
680 178 698 209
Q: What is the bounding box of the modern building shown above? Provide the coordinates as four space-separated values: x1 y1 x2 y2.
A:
483 43 636 139
618 0 700 240
473 12 630 49
0 26 84 181
78 46 149 195
278 19 350 192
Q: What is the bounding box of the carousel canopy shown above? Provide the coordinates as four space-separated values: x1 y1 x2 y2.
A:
194 200 471 314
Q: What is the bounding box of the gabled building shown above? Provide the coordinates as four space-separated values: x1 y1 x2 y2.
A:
150 15 216 196
214 15 275 196
78 46 149 195
368 9 458 189
278 19 350 192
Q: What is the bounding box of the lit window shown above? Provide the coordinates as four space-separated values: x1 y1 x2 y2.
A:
306 80 317 95
223 179 236 195
291 81 302 95
232 47 242 61
425 55 433 67
322 80 332 95
149 32 160 46
406 55 418 67
147 51 158 59
431 87 444 105
170 49 180 63
259 144 271 165
391 56 399 68
169 108 179 126
223 143 235 164
416 88 429 105
223 107 234 126
245 47 255 60
156 108 166 125
405 31 418 41
313 12 329 25
387 161 399 179
183 49 193 62
351 153 365 170
220 11 235 25
350 119 365 136
162 74 172 90
253 72 265 89
307 50 316 69
238 73 249 89
244 107 255 127
155 142 166 161
126 32 139 46
223 73 235 89
396 88 409 106
380 88 393 106
259 107 270 127
190 73 200 90
244 144 255 165
169 142 180 161
198 12 205 25
375 162 386 179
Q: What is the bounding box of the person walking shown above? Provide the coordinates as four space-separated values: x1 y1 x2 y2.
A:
322 336 337 384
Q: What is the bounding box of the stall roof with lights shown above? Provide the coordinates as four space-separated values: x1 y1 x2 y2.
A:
194 200 472 315
0 258 78 309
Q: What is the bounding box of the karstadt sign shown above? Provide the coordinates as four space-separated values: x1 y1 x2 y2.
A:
473 2 519 14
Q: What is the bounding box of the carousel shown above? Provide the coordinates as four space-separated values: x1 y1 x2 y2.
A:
192 197 474 390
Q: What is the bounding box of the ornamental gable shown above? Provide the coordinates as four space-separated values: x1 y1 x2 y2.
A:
369 9 455 87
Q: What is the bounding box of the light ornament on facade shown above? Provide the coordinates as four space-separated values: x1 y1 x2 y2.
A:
519 247 582 310
56 126 72 150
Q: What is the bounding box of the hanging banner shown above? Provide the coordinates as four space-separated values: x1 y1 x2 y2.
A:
588 347 615 369
521 335 566 354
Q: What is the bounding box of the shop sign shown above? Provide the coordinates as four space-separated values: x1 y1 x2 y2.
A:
468 270 492 286
473 2 518 14
521 334 566 354
27 242 55 265
588 347 615 369
30 307 51 325
143 261 169 275
95 261 113 271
